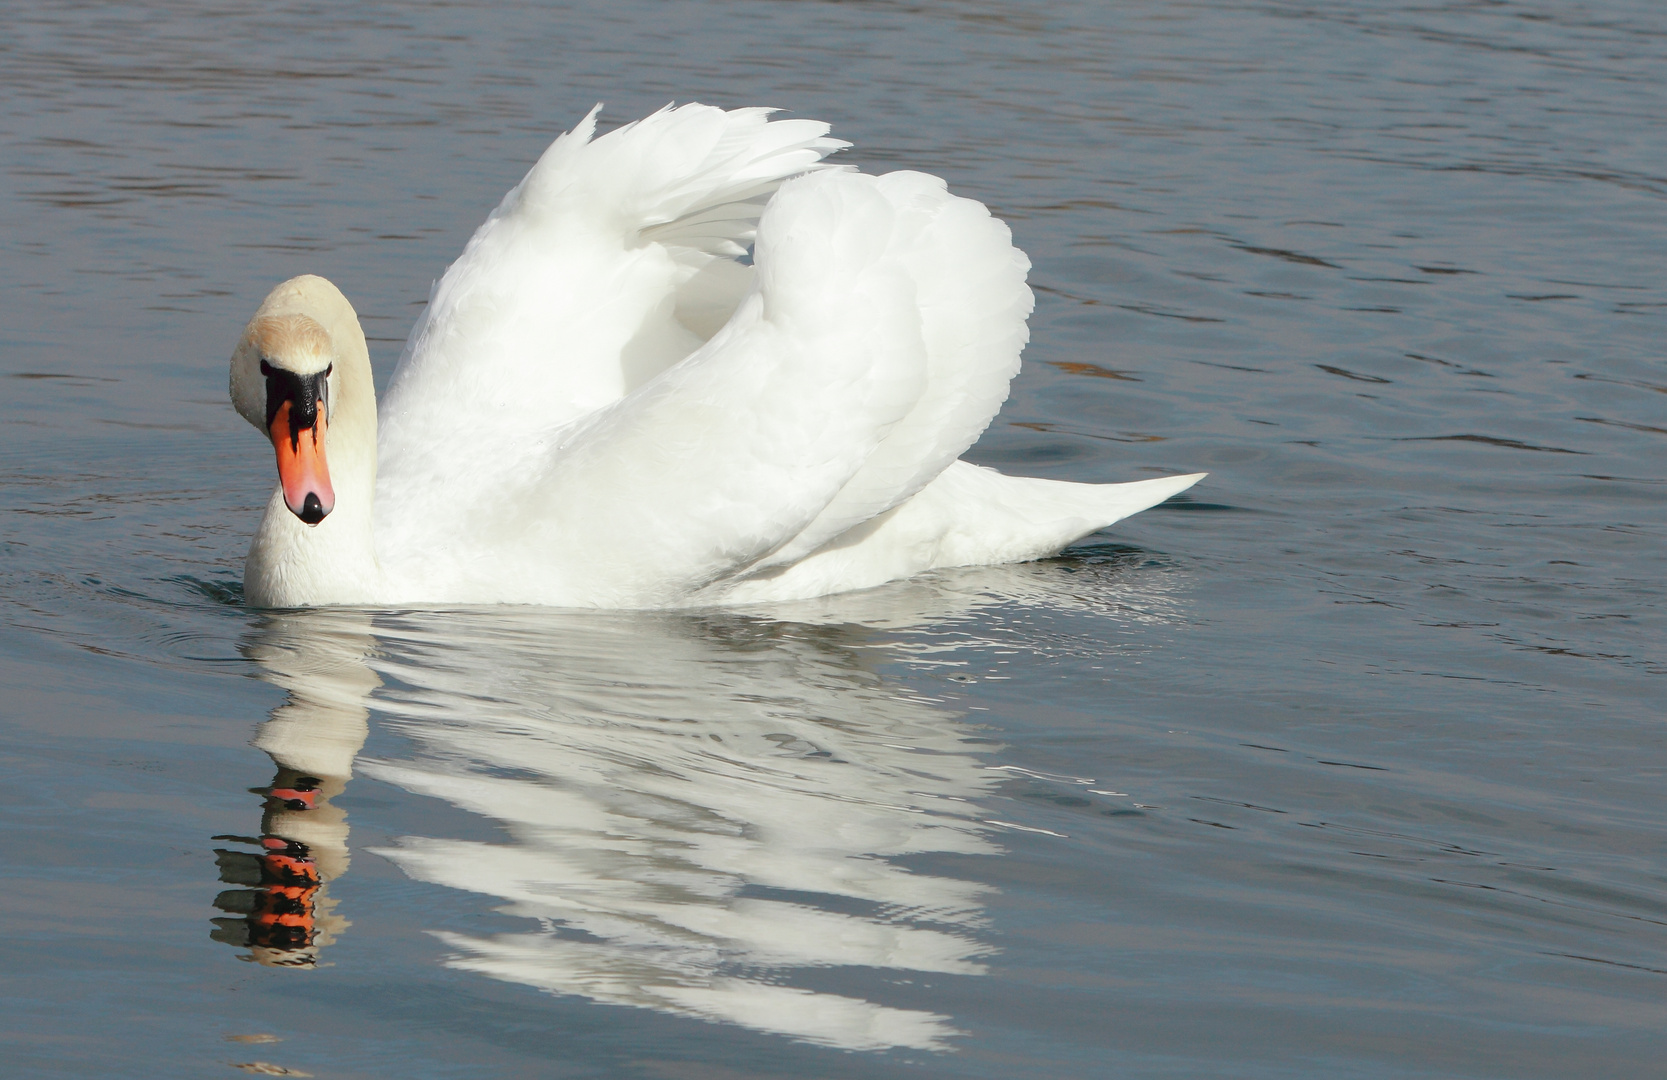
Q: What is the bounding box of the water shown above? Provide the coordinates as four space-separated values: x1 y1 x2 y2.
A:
2 1 1664 1076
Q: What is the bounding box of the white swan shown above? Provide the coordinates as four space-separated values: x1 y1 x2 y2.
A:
229 104 1203 608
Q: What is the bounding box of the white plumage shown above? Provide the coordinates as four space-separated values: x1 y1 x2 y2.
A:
228 104 1203 608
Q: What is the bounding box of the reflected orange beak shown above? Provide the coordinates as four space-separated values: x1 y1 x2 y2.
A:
268 400 334 525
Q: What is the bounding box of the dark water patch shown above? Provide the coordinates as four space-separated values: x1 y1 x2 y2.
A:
1148 498 1242 513
1231 244 1340 268
1580 473 1667 485
1571 373 1667 394
1189 359 1269 373
1395 435 1589 454
1009 420 1167 444
1575 416 1667 436
1548 953 1667 978
1405 352 1493 376
8 371 120 382
1315 364 1392 384
1047 360 1141 381
1115 303 1224 323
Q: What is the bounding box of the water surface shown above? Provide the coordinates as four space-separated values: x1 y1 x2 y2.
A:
2 2 1664 1077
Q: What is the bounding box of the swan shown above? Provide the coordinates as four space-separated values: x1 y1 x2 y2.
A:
228 104 1204 608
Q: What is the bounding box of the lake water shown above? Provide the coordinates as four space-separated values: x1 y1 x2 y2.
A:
2 1 1664 1077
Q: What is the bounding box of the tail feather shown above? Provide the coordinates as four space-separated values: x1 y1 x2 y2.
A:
706 463 1207 604
1059 470 1208 529
886 463 1209 568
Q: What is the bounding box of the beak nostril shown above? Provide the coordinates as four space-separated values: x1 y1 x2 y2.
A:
298 493 327 525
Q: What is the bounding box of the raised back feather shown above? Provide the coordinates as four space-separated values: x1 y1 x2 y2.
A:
745 171 1033 571
375 105 847 560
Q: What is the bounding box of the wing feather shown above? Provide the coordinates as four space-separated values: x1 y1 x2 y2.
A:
748 171 1033 569
375 105 846 562
373 107 1058 607
457 173 933 606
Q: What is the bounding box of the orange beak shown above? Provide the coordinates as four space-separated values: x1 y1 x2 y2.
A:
268 400 334 525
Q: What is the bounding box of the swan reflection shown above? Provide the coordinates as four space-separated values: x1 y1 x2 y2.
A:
212 611 376 968
215 554 1186 1049
366 609 1003 1050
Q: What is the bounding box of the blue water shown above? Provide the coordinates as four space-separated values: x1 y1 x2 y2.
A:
2 2 1664 1077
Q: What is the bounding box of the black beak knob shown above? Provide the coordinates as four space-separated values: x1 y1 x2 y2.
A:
298 492 327 525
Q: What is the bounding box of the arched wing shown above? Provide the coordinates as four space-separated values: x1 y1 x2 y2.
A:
448 168 1032 606
375 104 847 557
744 170 1032 570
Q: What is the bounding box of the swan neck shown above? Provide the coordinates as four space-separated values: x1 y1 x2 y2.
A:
244 281 383 606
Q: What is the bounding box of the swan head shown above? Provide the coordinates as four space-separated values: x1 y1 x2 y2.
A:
231 278 348 526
